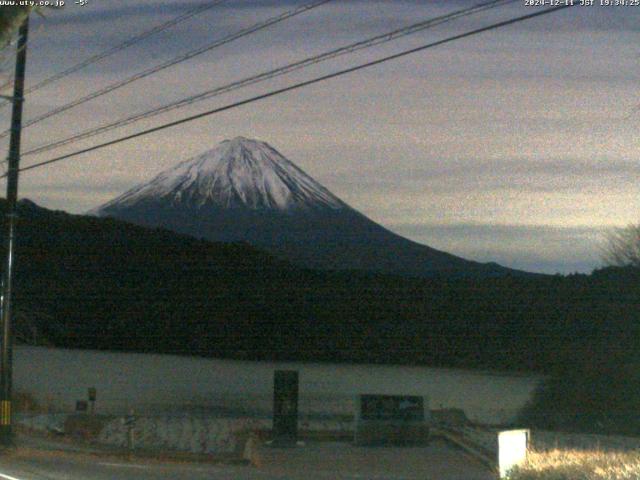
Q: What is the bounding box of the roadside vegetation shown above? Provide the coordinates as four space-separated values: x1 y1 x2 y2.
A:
508 449 640 480
519 223 640 436
0 6 31 47
518 348 640 436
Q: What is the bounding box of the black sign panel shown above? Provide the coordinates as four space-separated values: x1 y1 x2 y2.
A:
360 395 424 421
273 370 299 443
75 400 88 412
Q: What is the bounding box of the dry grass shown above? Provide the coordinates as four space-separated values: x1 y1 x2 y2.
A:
508 449 640 480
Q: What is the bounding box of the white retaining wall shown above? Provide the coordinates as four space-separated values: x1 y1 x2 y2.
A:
15 346 543 425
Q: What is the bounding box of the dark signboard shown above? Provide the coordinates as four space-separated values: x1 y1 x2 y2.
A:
360 395 424 421
356 394 429 446
75 400 88 412
273 370 299 444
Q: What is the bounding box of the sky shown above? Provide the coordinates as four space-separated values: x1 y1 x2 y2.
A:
0 0 638 274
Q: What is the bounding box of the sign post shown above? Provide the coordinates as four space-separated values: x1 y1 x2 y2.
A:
272 370 299 446
88 387 96 414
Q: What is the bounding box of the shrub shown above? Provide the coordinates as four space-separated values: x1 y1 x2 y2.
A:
519 352 640 436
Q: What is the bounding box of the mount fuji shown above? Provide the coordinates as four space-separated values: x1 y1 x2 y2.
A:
91 137 520 278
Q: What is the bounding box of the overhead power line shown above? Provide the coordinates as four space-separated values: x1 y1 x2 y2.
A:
0 0 333 140
23 0 516 158
0 79 13 93
8 4 575 178
0 0 228 111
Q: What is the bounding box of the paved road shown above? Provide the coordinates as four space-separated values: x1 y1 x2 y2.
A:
0 453 279 480
0 439 495 480
253 440 495 480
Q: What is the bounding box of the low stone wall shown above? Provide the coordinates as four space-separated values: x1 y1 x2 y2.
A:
26 413 640 457
17 413 67 434
16 412 356 454
17 413 267 454
99 416 268 454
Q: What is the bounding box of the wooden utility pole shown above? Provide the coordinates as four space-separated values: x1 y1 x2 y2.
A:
0 16 29 446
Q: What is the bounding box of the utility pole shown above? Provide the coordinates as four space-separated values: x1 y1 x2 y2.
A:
0 16 29 446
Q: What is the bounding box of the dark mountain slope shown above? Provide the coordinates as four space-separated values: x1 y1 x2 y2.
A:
2 199 638 374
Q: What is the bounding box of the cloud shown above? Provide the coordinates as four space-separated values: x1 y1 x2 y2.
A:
2 0 637 274
389 222 606 274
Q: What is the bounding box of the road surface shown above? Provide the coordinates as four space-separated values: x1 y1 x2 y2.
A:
0 439 495 479
1 452 271 480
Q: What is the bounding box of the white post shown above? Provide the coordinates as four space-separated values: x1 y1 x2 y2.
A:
498 429 529 478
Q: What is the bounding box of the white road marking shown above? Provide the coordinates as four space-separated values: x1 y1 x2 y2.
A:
97 462 151 469
0 471 25 480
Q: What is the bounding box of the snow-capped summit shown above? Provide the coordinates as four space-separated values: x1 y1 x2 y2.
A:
94 137 346 213
92 137 522 278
